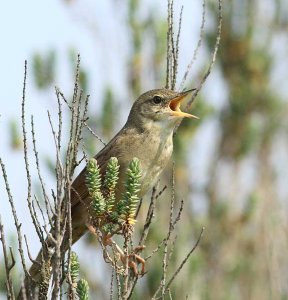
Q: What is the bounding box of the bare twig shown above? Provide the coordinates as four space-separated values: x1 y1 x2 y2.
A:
21 62 46 257
127 184 167 299
55 87 72 110
166 0 174 89
109 267 114 300
0 158 30 277
179 0 206 90
84 122 107 146
55 88 63 151
172 6 183 90
112 247 122 298
31 115 54 223
138 186 158 246
29 197 45 243
156 164 176 298
122 234 129 299
167 233 178 264
161 227 205 298
24 235 41 267
33 195 49 236
173 198 184 228
186 0 222 108
0 216 16 300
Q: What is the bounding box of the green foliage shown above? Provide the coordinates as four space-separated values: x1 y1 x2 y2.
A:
85 159 105 216
70 252 80 284
66 251 89 298
86 159 101 193
104 157 120 213
85 157 141 228
76 279 89 300
117 158 141 224
91 191 106 217
32 50 56 89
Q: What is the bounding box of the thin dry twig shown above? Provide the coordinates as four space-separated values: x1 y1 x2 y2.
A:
162 164 176 296
138 186 158 246
24 235 40 267
174 0 222 135
109 267 114 300
21 63 39 234
152 163 176 298
179 0 207 91
84 122 107 146
186 0 222 108
145 196 182 262
0 158 30 277
31 115 54 223
171 6 183 90
161 227 205 298
32 195 49 237
166 0 173 89
0 216 16 300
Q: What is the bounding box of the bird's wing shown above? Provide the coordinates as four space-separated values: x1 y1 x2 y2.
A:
70 131 126 209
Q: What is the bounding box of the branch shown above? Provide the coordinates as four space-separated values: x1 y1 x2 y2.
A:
179 0 206 91
162 227 205 297
31 115 54 224
0 216 16 300
186 0 222 108
21 61 45 246
152 227 205 300
0 158 30 277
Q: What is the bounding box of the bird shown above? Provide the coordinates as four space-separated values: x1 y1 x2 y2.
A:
25 88 198 292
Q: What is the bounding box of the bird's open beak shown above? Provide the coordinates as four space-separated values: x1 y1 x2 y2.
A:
169 89 199 119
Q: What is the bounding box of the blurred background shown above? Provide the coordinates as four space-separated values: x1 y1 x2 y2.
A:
1 0 288 299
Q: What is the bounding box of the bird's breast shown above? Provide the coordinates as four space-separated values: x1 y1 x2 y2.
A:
121 129 173 197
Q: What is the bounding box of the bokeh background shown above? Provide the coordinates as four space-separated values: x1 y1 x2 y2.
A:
1 0 288 299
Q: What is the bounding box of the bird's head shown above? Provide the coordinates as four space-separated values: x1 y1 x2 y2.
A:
127 88 198 130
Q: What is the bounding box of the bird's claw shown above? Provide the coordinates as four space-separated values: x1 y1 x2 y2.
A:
120 252 146 276
103 234 146 276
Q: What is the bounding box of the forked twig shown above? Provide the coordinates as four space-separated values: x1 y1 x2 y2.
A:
186 0 222 108
179 0 207 91
0 158 30 278
0 216 16 299
162 227 205 297
152 227 205 300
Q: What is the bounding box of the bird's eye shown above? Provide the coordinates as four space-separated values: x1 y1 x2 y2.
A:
152 96 162 104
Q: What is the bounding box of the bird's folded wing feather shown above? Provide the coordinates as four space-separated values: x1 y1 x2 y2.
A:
70 131 127 209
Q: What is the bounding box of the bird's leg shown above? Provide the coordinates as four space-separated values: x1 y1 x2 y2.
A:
120 252 146 276
86 222 146 275
107 236 145 276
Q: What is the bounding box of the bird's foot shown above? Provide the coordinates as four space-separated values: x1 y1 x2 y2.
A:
120 248 146 276
103 234 146 276
86 223 146 276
